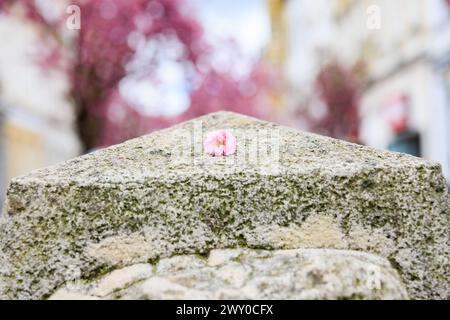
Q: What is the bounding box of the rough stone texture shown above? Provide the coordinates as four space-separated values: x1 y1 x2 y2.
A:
49 249 409 300
0 111 449 299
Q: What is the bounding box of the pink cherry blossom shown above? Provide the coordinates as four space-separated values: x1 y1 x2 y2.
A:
204 130 237 157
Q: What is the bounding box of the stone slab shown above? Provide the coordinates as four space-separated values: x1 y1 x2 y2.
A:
0 111 448 299
50 249 409 300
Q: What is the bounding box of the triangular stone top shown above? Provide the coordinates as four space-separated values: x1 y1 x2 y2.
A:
13 111 433 185
1 111 449 300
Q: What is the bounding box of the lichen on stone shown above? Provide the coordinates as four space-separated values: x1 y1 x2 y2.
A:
0 111 448 299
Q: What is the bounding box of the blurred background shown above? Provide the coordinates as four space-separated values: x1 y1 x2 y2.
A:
1 0 450 203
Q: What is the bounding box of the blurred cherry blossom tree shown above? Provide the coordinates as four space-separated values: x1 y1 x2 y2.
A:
312 60 361 143
0 0 272 150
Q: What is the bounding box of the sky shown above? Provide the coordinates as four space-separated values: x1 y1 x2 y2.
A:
191 0 271 60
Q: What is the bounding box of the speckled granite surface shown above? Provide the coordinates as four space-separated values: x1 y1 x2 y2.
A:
1 111 448 299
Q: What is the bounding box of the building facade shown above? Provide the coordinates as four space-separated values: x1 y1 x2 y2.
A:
283 0 450 182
